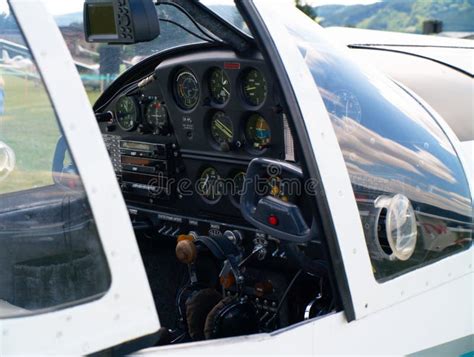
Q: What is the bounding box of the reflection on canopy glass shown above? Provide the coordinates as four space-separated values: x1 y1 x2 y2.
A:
285 11 472 281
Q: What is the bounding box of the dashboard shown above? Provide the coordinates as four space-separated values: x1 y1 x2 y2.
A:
96 48 332 339
99 49 297 240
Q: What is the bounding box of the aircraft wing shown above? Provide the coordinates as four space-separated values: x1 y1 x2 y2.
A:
0 63 40 80
325 27 474 142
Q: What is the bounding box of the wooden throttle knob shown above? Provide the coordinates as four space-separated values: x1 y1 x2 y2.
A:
176 239 197 264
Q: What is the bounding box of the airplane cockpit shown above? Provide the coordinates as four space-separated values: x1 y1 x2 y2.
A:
0 0 471 352
90 1 335 343
88 1 472 344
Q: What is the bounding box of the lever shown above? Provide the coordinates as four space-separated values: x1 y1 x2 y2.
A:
176 234 199 284
176 235 198 264
176 234 245 290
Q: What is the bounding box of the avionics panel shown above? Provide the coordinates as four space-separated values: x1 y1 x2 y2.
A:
99 49 297 228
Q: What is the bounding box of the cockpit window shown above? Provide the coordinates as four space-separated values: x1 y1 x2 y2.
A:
44 0 207 102
285 12 473 281
0 4 110 317
44 0 254 103
200 0 252 37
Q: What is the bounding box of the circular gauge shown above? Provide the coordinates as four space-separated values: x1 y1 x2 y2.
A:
145 100 169 132
242 69 267 106
198 167 222 204
231 171 246 205
210 111 234 150
245 114 271 150
116 96 138 131
209 68 231 104
329 90 362 124
175 69 200 110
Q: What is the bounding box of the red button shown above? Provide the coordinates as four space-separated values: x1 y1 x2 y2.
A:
268 215 279 226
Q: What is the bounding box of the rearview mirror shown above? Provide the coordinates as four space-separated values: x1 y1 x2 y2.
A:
84 0 160 44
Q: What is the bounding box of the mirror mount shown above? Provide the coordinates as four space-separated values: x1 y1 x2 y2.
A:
84 0 160 44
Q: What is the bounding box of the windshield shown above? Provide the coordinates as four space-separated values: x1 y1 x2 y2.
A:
200 0 252 36
45 1 214 103
42 0 248 104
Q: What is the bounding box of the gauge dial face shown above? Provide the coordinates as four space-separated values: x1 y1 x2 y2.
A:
145 100 169 131
242 69 267 106
198 167 222 204
245 114 271 150
175 70 200 110
231 171 246 204
210 111 233 150
116 96 138 131
209 68 231 104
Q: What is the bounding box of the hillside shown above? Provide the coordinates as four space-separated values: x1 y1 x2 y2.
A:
55 12 82 27
316 0 474 34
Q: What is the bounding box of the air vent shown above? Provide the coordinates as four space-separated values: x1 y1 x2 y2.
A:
376 208 393 256
374 194 418 261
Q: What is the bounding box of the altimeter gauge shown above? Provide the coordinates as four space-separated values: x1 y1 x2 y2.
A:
242 68 267 106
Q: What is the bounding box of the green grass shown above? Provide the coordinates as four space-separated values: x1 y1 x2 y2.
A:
87 90 101 105
0 73 99 194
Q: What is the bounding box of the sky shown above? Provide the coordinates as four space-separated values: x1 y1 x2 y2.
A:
39 0 380 16
41 0 83 15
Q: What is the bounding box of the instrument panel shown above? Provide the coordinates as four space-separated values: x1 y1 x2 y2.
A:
99 50 331 342
110 51 286 158
100 49 294 227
